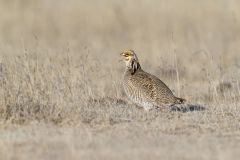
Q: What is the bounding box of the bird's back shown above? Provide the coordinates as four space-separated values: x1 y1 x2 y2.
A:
123 68 182 107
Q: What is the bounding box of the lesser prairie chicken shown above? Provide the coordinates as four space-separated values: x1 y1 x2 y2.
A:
120 50 185 111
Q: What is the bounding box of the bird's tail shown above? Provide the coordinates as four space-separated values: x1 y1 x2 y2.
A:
175 97 186 104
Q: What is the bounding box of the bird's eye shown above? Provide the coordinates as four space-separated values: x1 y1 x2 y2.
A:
124 54 129 57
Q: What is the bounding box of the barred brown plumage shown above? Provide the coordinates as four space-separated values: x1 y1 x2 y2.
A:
120 50 186 111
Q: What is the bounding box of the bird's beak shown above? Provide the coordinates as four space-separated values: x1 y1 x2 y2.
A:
120 52 124 56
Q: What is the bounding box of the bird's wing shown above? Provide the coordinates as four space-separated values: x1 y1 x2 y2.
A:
130 70 174 103
149 73 174 97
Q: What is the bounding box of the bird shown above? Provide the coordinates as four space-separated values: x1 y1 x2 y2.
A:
120 50 185 111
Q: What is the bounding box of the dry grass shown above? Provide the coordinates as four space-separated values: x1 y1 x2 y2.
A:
0 0 240 160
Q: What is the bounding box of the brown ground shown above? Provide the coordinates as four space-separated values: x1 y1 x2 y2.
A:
0 0 240 160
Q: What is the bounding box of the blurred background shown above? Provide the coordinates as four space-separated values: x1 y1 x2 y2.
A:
1 0 240 52
0 0 240 101
1 2 240 159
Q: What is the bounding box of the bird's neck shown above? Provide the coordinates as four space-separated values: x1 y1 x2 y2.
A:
126 59 141 75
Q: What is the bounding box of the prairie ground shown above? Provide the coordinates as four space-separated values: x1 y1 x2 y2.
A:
0 0 240 160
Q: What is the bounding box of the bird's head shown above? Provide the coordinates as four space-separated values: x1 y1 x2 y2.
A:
120 50 141 74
